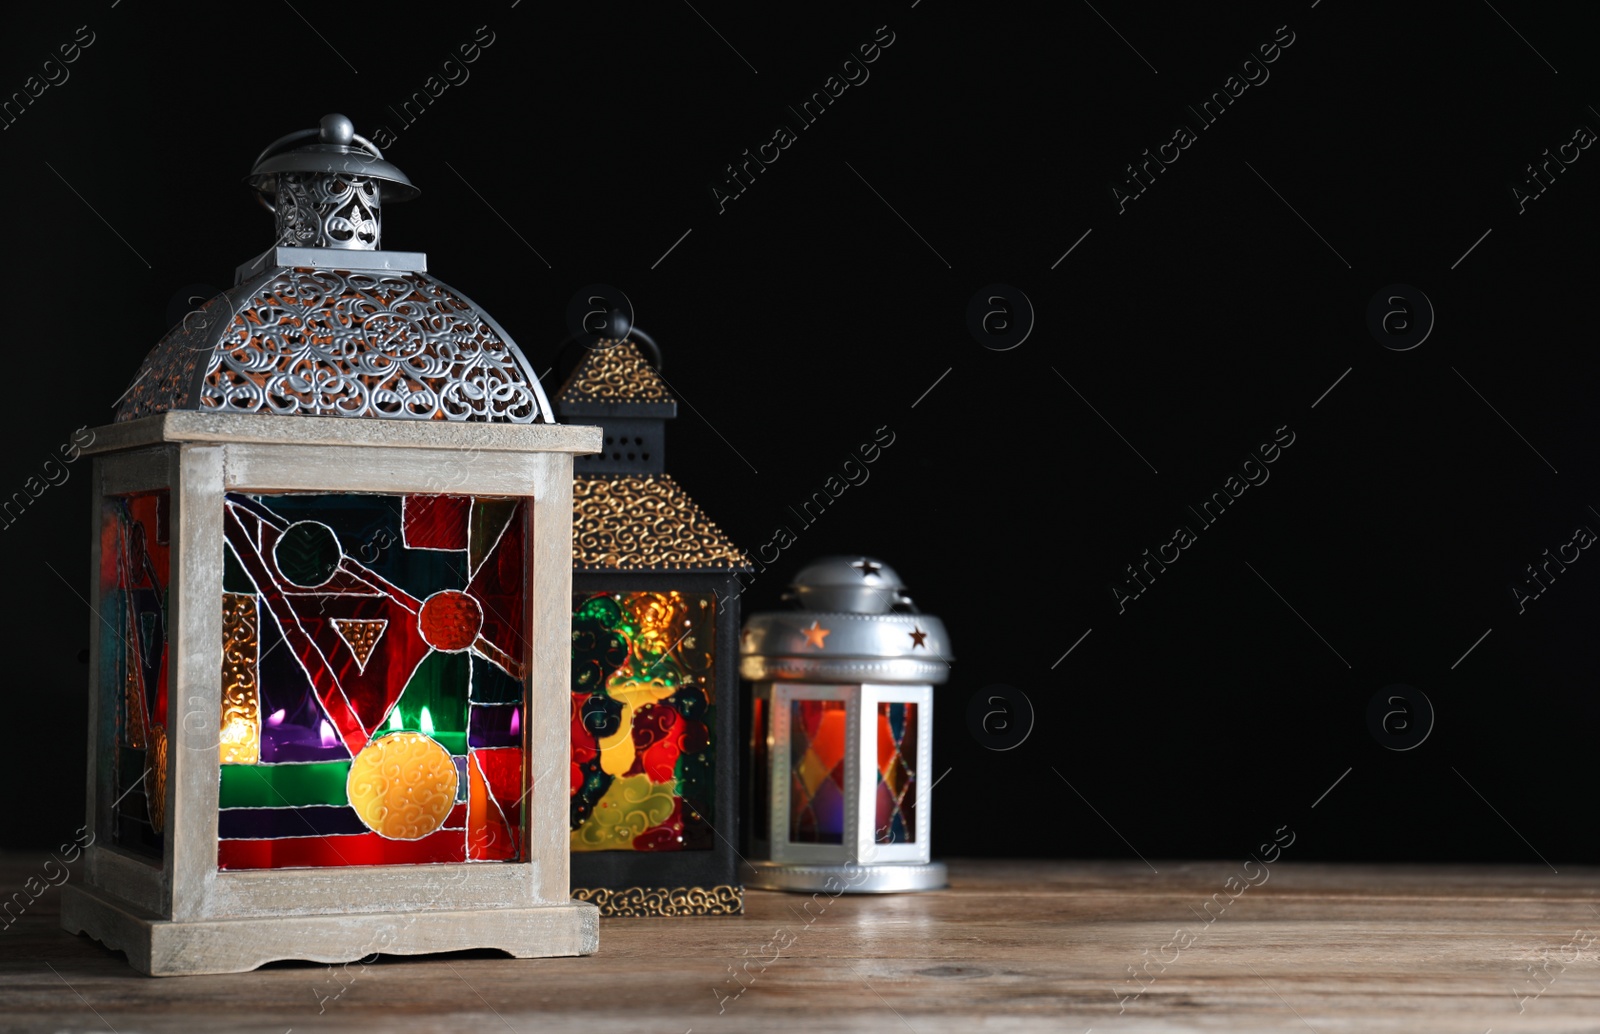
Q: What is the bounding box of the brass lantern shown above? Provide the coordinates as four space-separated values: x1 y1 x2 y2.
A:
62 114 601 974
558 327 750 916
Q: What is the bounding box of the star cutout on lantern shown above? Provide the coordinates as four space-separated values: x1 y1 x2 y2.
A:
799 620 830 648
909 626 928 648
852 559 883 578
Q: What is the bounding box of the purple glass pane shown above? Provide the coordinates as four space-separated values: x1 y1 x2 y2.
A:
258 609 351 763
218 805 370 840
468 704 520 749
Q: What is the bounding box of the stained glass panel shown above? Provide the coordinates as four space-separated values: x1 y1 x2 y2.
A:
101 491 171 860
216 491 528 870
570 591 716 852
788 699 846 844
749 695 769 843
875 702 918 844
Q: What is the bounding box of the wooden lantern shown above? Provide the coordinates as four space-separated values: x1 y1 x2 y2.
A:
60 114 602 975
558 329 750 916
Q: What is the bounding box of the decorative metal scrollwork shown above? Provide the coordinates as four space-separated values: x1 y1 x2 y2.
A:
571 884 744 917
273 171 382 250
573 475 748 570
117 267 553 424
559 340 675 405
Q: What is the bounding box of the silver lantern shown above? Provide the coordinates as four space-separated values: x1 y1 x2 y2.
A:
741 557 949 893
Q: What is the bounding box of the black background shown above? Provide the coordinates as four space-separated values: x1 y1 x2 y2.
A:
2 1 1596 867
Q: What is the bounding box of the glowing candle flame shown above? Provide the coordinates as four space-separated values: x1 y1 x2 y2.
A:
389 708 403 731
320 720 337 748
266 709 286 727
510 708 520 736
420 706 434 735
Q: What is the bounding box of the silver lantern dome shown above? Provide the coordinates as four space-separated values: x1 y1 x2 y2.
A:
740 556 953 684
116 113 552 425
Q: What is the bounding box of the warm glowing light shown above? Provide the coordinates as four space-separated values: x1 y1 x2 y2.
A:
218 714 260 766
219 717 253 745
266 708 286 726
389 708 403 731
320 720 337 748
634 591 686 656
420 706 434 735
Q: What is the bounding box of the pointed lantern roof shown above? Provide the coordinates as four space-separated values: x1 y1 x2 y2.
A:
556 334 747 573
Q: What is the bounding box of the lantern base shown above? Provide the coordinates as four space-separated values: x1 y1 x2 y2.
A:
746 860 947 894
60 883 599 977
572 884 745 917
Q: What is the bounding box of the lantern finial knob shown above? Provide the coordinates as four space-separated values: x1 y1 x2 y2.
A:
319 113 356 146
603 307 632 341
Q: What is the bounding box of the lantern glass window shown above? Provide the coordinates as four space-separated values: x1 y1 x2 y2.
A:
874 702 917 845
570 590 717 854
748 694 769 851
756 682 936 873
788 699 847 844
101 489 172 863
215 490 530 870
851 687 933 865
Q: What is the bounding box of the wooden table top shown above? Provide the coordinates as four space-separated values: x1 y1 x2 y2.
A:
2 855 1596 1032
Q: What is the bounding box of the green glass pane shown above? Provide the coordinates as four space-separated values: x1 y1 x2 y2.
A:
220 761 352 808
388 651 470 734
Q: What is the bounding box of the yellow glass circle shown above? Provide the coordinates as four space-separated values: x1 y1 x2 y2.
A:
346 731 458 840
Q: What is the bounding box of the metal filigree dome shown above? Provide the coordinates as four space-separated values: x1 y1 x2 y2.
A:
118 267 552 423
116 114 553 424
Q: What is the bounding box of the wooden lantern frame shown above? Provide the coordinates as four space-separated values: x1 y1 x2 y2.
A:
63 411 602 975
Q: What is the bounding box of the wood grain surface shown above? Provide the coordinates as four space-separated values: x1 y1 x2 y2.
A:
3 855 1597 1032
